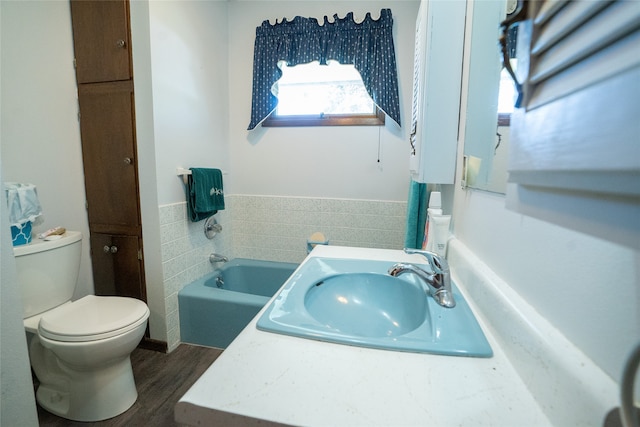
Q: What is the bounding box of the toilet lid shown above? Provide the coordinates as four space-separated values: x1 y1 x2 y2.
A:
39 295 149 342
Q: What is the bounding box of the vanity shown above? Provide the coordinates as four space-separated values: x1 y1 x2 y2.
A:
175 244 617 426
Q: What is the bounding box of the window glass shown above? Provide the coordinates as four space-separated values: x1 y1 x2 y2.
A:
273 60 376 117
497 60 518 115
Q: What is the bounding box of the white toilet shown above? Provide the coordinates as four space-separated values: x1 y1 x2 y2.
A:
14 230 150 422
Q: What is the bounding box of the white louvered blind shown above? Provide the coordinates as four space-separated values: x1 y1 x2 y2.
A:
506 0 640 250
525 0 640 110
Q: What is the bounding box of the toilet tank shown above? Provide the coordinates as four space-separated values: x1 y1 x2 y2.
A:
13 231 82 319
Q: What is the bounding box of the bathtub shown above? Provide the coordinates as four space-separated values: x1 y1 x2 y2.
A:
178 258 299 349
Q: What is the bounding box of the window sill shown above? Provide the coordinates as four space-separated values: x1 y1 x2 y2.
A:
262 110 385 127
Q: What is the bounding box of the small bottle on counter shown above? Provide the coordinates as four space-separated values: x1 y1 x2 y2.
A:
422 192 442 251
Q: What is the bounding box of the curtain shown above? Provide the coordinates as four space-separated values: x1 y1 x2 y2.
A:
247 9 401 130
404 180 428 249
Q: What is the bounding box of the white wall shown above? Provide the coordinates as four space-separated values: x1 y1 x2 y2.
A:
149 1 417 204
227 2 416 201
130 0 166 342
0 169 39 427
0 4 39 423
0 0 93 299
450 186 639 383
150 0 230 206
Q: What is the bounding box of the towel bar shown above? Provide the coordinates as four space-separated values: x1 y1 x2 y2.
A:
177 168 228 184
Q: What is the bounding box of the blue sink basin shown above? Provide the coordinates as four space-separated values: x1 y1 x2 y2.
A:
256 257 492 357
304 273 428 338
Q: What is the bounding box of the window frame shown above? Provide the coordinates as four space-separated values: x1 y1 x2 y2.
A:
497 113 511 127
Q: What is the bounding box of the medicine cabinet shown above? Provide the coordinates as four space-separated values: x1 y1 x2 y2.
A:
409 0 466 184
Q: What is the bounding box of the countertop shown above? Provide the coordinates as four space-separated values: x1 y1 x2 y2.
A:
175 245 551 426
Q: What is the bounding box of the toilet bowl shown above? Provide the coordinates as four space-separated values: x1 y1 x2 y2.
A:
14 231 150 422
26 295 149 421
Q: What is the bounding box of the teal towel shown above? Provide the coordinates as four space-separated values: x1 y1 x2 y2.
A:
187 168 225 222
404 180 428 249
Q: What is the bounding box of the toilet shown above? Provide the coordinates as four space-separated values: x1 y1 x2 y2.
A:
13 230 149 422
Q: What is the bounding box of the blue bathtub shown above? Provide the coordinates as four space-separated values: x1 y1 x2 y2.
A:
178 258 298 349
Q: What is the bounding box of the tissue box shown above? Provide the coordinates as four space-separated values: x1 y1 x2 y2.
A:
11 221 32 246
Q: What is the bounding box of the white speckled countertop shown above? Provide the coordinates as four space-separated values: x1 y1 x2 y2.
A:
175 243 617 426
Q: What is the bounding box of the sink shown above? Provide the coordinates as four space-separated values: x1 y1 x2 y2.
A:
256 257 492 357
304 273 428 338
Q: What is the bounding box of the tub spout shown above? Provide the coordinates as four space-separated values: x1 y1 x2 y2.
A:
209 253 228 263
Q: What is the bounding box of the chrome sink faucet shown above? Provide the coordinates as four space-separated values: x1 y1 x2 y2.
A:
388 248 456 308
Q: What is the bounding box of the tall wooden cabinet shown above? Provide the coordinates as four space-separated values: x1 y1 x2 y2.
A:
70 0 147 306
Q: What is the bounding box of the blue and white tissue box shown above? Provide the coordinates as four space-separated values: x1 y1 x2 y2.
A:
4 182 42 246
11 221 32 246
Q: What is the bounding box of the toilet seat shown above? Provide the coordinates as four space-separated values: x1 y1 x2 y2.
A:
38 295 149 342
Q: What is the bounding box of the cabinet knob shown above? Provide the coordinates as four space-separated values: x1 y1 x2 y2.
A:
124 157 132 165
116 39 126 48
103 245 118 254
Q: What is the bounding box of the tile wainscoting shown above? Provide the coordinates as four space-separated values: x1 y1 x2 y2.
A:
159 203 232 351
231 195 406 263
159 195 406 351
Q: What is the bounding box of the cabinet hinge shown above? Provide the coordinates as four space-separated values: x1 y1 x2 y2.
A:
73 58 77 68
85 201 88 210
138 249 143 261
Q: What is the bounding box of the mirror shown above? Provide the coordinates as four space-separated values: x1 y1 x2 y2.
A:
463 0 515 194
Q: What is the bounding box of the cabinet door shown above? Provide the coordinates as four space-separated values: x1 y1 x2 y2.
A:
78 81 140 232
409 0 466 184
90 233 145 300
70 0 131 84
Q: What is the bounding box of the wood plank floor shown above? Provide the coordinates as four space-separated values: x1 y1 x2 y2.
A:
36 344 223 427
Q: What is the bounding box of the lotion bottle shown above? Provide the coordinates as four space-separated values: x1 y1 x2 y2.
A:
422 191 442 251
431 214 452 256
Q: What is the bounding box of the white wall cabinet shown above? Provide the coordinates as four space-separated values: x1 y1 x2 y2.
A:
409 0 466 184
507 0 640 249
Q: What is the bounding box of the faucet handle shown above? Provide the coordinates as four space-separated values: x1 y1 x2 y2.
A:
403 248 449 273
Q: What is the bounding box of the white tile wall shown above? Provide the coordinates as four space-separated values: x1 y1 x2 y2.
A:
231 195 406 263
158 195 406 351
159 202 232 351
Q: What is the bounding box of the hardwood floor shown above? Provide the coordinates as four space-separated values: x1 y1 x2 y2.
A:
36 344 223 427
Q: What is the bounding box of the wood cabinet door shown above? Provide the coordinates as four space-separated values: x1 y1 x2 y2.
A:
90 233 145 300
78 81 140 232
70 0 131 84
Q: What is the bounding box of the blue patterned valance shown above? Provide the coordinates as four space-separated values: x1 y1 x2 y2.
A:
248 9 401 130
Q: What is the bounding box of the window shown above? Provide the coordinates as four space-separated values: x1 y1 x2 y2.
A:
263 61 385 127
497 61 518 126
247 9 401 130
498 12 520 127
